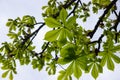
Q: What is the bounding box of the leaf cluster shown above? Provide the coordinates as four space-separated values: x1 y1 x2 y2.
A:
0 0 120 80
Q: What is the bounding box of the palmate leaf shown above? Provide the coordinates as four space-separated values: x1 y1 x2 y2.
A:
73 61 82 79
66 16 76 29
85 63 93 73
96 63 103 73
91 64 98 79
107 55 114 71
57 57 73 65
44 29 61 42
44 28 73 42
44 17 62 28
60 8 68 25
77 57 87 70
58 62 73 80
100 54 107 66
111 53 120 63
60 43 75 58
57 28 67 47
111 45 120 53
86 60 103 79
9 71 13 80
57 70 72 80
58 43 76 64
65 29 73 41
58 55 87 79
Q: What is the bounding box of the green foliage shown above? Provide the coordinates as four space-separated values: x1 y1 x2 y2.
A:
44 8 75 43
46 59 56 75
0 0 120 80
44 17 62 28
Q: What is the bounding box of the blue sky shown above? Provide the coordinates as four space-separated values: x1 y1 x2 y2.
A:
0 0 120 80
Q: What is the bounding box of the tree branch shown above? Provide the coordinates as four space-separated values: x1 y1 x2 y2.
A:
88 0 118 38
21 23 45 47
39 42 50 56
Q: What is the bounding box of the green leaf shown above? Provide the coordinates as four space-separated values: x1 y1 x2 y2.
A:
7 32 18 39
65 29 73 41
66 16 76 28
100 0 110 6
100 55 107 66
44 17 62 28
60 8 68 25
91 64 98 79
112 45 120 52
2 70 9 78
92 6 98 13
6 21 12 26
107 55 114 71
73 61 82 79
57 70 65 80
57 29 67 46
92 0 99 4
66 62 73 75
22 15 35 28
60 43 76 58
96 63 103 73
77 57 87 70
111 54 120 63
57 58 72 65
9 71 13 80
85 63 93 73
57 70 71 80
44 29 61 42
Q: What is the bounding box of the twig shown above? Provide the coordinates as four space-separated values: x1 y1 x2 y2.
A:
68 0 80 17
57 64 66 71
22 23 45 48
39 42 50 55
113 10 118 17
79 0 83 7
34 22 45 25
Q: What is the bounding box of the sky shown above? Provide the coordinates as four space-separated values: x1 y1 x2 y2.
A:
0 0 120 80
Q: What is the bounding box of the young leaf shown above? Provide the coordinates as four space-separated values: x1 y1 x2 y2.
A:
111 54 120 63
9 71 13 80
44 17 62 28
60 43 75 58
57 70 71 80
96 63 103 73
57 58 72 65
57 28 67 46
66 16 76 28
91 64 98 79
2 70 9 78
44 29 61 42
100 55 107 66
57 70 65 80
57 73 64 80
60 8 68 25
107 55 114 71
85 63 93 73
77 57 87 70
73 61 82 79
65 29 73 41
